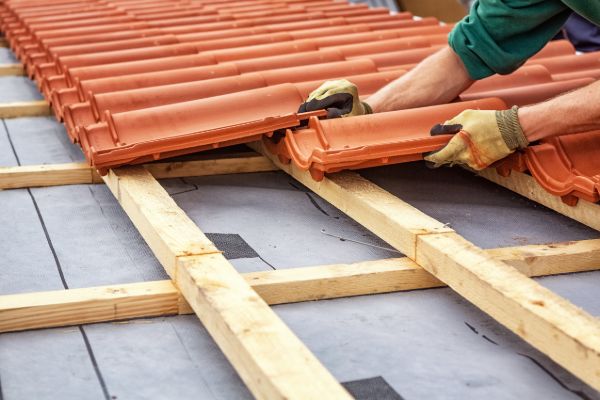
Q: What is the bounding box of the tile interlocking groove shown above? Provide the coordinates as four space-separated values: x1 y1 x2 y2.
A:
2 0 599 204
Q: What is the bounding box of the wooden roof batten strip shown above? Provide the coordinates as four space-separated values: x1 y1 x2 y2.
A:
1 97 599 394
2 238 600 333
0 126 598 394
102 165 354 400
253 140 600 392
0 153 277 189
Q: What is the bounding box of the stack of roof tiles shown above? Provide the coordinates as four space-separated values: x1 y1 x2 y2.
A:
1 0 599 205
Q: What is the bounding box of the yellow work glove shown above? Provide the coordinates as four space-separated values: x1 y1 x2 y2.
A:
298 79 373 118
424 106 529 171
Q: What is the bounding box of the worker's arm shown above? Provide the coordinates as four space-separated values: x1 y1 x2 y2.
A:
302 0 573 117
425 80 600 170
369 0 572 112
519 79 600 141
300 47 474 116
367 46 474 113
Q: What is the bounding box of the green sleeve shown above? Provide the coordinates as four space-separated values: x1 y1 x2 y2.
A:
449 0 572 80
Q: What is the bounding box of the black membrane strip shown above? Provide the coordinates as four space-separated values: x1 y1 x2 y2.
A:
342 376 404 400
205 233 259 260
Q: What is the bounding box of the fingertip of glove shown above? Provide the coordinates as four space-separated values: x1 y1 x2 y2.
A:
424 160 438 169
423 151 438 168
424 148 453 169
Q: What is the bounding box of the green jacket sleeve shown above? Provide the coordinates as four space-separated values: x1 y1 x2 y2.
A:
449 0 572 79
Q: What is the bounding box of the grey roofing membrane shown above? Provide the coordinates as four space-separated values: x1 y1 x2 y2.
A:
0 76 42 103
0 48 17 64
0 60 599 400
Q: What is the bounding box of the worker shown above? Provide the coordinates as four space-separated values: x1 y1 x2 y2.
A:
556 12 600 52
299 1 600 171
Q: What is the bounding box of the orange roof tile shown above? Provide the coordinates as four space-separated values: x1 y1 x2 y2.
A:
265 98 507 181
2 0 598 201
78 84 320 173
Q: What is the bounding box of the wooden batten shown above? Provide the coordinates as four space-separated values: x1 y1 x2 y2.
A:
0 162 100 189
3 239 600 332
102 166 352 400
0 155 276 190
255 141 600 392
0 63 25 76
0 100 51 118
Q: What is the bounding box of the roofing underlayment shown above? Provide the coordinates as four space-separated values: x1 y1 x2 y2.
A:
1 1 600 399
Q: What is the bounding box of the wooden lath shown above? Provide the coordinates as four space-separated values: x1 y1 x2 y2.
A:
2 239 600 333
1 105 600 396
0 100 50 118
254 141 600 391
1 7 599 397
0 162 103 189
1 138 599 396
0 154 277 189
0 63 25 76
102 166 352 400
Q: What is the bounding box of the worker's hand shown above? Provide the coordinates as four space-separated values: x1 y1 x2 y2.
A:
298 79 373 118
424 106 529 170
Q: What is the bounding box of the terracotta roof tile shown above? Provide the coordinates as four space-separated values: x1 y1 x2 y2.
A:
497 131 600 206
39 19 439 85
324 35 443 57
65 52 218 82
264 98 507 181
30 20 436 82
343 13 412 24
527 51 600 74
53 50 349 108
463 65 553 94
294 69 405 98
78 84 319 173
2 0 598 200
460 78 595 106
527 133 600 204
552 69 600 81
352 46 445 68
21 29 165 58
529 40 575 59
57 60 377 139
49 42 431 114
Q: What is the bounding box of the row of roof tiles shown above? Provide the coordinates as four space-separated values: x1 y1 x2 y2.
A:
1 0 599 205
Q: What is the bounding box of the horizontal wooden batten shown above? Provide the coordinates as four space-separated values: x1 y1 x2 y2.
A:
2 239 599 333
102 166 351 400
254 141 600 392
0 162 101 189
0 63 25 76
0 154 277 189
0 100 51 118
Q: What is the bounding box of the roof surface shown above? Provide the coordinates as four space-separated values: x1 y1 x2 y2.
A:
2 0 599 202
1 1 600 399
0 57 599 400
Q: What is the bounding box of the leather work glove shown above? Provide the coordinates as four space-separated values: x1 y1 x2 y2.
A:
424 106 529 171
298 79 373 118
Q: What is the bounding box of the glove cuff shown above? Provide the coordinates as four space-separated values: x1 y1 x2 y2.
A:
361 101 373 115
496 106 529 150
